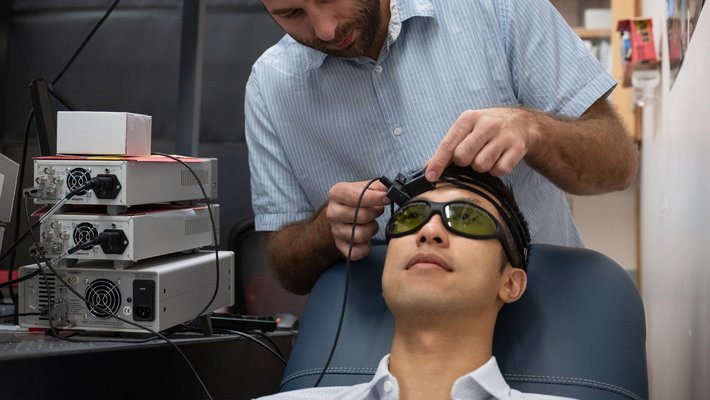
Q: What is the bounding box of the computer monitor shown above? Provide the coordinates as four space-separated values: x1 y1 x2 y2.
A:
28 78 56 157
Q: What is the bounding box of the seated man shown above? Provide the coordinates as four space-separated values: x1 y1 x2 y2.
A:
257 166 576 400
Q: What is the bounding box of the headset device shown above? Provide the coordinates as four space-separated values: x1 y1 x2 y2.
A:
379 167 530 268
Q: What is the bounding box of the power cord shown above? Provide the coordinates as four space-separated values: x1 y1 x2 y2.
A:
6 0 123 311
252 331 286 359
312 177 382 388
35 261 214 399
33 230 107 267
22 194 215 400
0 267 40 289
18 154 220 398
50 0 121 87
11 155 219 398
0 221 41 271
36 175 116 225
151 152 220 328
0 312 42 319
1 2 228 398
213 329 287 366
2 174 113 281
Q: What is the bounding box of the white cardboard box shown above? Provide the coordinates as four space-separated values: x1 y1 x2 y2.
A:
57 111 152 156
584 8 612 29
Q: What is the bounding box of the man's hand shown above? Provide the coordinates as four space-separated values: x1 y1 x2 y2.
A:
425 108 537 182
264 179 390 294
424 100 638 195
326 180 390 260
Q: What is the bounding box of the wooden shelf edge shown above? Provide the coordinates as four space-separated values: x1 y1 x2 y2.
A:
573 27 611 39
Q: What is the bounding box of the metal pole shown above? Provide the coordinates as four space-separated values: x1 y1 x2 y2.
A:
176 0 205 156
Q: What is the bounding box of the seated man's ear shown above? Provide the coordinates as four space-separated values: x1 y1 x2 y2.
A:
499 268 527 304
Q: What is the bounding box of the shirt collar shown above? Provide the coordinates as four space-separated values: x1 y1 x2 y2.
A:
298 0 436 71
451 357 515 400
396 0 436 22
368 354 400 398
366 355 512 400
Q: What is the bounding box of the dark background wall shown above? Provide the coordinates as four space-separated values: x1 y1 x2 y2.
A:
0 0 284 270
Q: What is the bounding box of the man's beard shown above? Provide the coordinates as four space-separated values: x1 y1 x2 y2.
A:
296 0 382 58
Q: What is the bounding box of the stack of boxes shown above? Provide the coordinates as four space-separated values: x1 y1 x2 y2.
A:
16 112 233 332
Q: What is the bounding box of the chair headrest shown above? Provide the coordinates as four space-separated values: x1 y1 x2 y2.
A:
281 244 648 400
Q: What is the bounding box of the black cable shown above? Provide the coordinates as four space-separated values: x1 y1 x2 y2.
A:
214 329 287 366
38 259 57 332
151 152 220 327
0 312 42 319
1 173 110 273
51 0 121 86
22 194 58 339
46 85 77 111
128 152 286 370
22 196 214 400
13 155 218 396
166 325 288 361
5 1 217 393
253 331 286 358
0 220 41 268
102 325 289 361
312 177 381 388
0 267 41 289
46 330 158 344
8 0 122 307
6 111 34 311
38 265 214 400
67 235 103 255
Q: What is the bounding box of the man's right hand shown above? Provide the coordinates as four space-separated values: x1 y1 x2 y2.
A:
326 180 390 260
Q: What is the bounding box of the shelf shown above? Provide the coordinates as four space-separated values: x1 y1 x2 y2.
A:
553 0 640 142
573 27 611 40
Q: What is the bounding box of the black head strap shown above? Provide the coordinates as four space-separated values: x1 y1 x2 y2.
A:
380 168 529 268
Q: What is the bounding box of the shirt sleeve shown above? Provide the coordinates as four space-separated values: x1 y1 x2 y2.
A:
244 70 314 232
500 0 617 117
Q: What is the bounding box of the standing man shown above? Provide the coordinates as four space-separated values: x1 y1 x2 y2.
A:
245 0 639 294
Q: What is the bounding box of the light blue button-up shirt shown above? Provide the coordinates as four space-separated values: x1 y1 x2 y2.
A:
245 0 616 245
255 355 577 400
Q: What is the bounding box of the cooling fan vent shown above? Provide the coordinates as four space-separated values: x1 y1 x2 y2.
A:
37 273 56 321
73 222 98 250
84 279 122 319
66 167 92 195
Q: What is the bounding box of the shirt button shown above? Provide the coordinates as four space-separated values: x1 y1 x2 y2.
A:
393 127 403 136
383 380 394 393
374 65 383 74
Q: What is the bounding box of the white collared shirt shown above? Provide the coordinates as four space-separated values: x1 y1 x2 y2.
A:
254 355 577 400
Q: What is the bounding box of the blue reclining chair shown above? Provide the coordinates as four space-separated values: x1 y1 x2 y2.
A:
280 244 648 400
